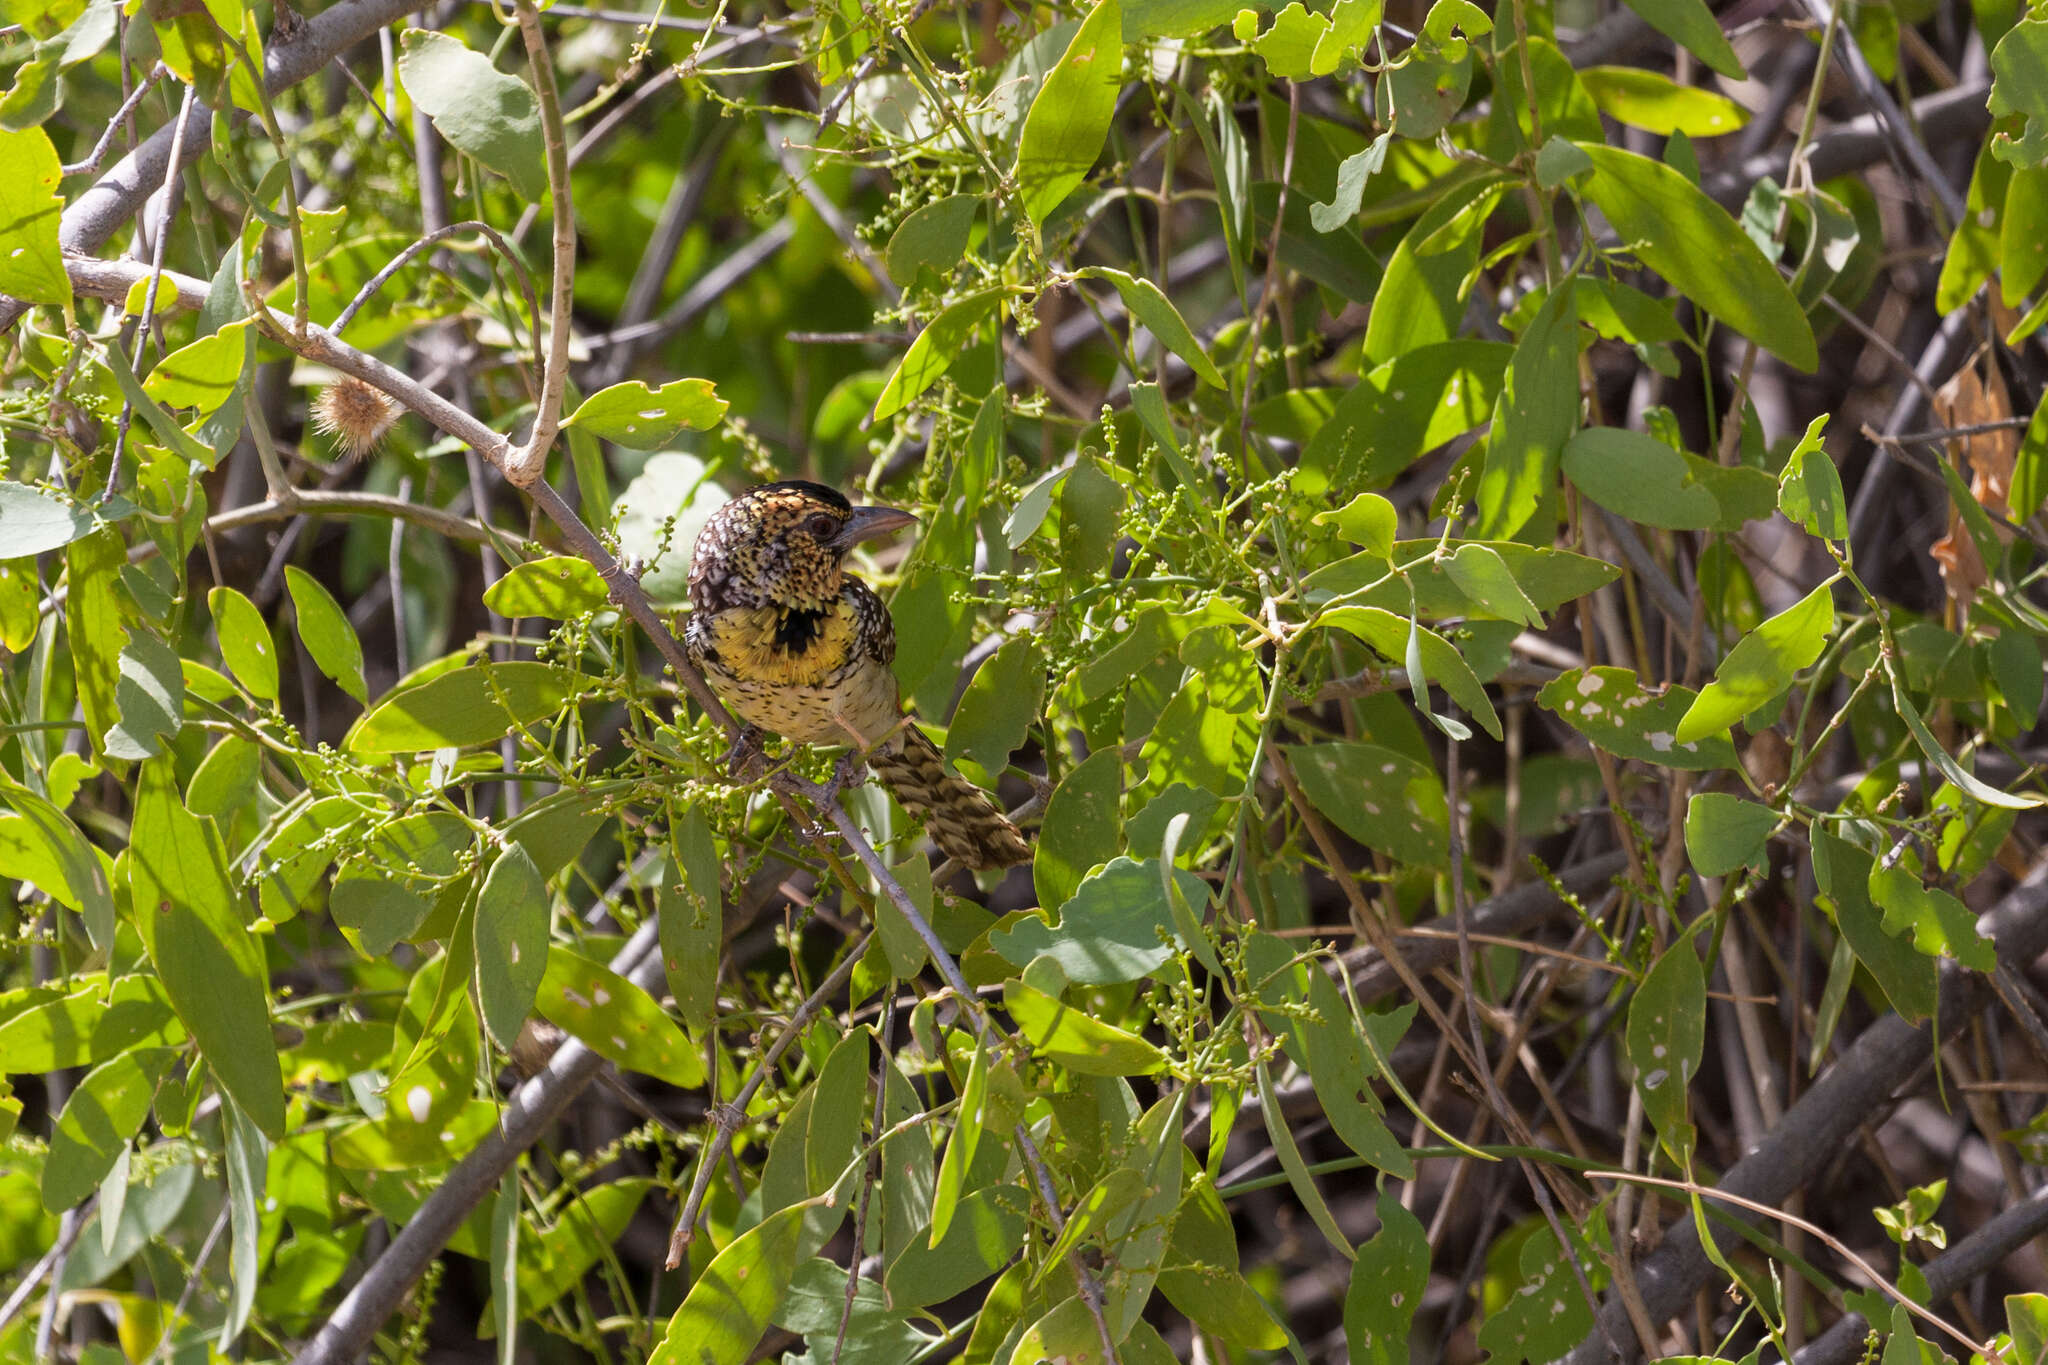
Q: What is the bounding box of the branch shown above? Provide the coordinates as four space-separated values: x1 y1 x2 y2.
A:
1561 857 2048 1364
1789 1185 2048 1365
503 0 576 487
290 920 661 1365
2 0 432 333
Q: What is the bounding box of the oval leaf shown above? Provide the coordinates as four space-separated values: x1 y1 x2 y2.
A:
348 662 583 752
1578 143 1817 371
561 378 727 451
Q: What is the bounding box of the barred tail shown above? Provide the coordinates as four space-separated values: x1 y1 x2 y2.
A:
868 725 1031 870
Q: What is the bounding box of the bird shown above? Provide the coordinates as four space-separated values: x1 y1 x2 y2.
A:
684 479 1032 870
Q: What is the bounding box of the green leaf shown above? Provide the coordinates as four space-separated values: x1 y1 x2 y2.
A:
398 31 545 201
928 1039 987 1247
1235 0 1378 79
103 629 185 761
2014 385 2048 523
0 777 116 947
1473 1224 1596 1362
1125 0 1237 38
141 320 250 415
610 451 729 609
1299 970 1413 1176
1617 0 1744 78
1282 742 1449 867
1014 0 1123 226
2001 165 2048 305
1346 1192 1429 1365
1684 792 1776 878
1676 580 1833 744
885 194 980 285
1363 177 1500 367
870 288 1003 424
1004 978 1168 1074
1578 66 1748 137
992 856 1200 983
1300 342 1511 497
1306 539 1615 620
1477 282 1579 540
283 566 367 704
1776 414 1846 540
1314 607 1502 740
1034 1166 1147 1289
512 1178 652 1321
878 852 932 979
208 585 278 702
1533 136 1593 189
886 1186 1028 1308
1867 865 1997 972
1310 132 1391 231
1891 670 2045 809
1314 492 1397 559
1578 143 1817 370
1074 266 1224 387
1537 666 1739 771
0 483 128 559
41 1048 171 1213
474 843 549 1047
482 555 611 620
1375 43 1473 140
1813 829 1936 1023
560 378 727 450
130 757 287 1139
2008 1293 2048 1365
1989 18 2048 168
649 1203 806 1365
65 530 125 758
1990 627 2043 725
1253 179 1386 304
1562 427 1720 530
348 662 583 752
1059 457 1124 576
0 127 70 306
1255 1052 1353 1257
805 1029 870 1198
1033 746 1122 916
1007 1297 1100 1365
332 1098 498 1170
537 945 704 1086
1158 1185 1289 1349
945 636 1043 776
186 733 258 820
218 1098 264 1346
0 975 180 1073
1443 543 1543 627
660 806 722 1033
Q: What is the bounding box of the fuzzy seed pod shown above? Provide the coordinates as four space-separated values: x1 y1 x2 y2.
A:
310 375 402 461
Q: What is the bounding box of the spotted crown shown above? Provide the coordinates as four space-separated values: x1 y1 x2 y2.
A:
688 480 854 614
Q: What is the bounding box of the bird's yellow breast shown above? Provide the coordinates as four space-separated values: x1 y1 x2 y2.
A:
705 601 861 687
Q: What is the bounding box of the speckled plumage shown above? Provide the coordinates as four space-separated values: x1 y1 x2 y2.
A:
686 481 1031 870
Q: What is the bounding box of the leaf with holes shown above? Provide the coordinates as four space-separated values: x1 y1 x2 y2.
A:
561 378 727 451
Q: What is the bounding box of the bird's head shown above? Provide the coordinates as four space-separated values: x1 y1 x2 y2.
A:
688 480 917 611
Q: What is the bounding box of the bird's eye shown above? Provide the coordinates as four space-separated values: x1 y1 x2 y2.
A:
806 513 839 540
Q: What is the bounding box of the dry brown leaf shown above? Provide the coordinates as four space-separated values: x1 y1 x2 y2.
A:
1928 352 2018 611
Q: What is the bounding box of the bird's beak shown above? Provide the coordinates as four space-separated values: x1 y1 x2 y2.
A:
832 504 918 550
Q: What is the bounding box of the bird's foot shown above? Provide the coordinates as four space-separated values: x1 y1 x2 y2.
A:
819 750 868 803
723 725 769 780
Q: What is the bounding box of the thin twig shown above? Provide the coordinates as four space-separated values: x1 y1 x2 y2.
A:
61 63 167 178
106 80 196 500
506 0 577 486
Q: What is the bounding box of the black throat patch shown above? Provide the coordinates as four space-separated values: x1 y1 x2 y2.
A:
774 606 830 653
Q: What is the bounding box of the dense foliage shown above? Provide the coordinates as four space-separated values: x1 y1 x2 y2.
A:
6 0 2048 1362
